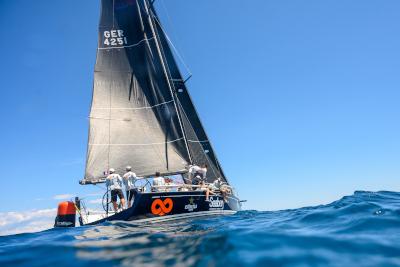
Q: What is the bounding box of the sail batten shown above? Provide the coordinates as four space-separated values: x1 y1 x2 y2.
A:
92 99 174 110
89 137 185 146
97 37 156 50
82 0 228 184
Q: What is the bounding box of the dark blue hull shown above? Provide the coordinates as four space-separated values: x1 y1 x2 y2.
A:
85 191 241 225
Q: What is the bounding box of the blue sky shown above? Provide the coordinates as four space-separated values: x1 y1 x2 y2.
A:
0 0 399 224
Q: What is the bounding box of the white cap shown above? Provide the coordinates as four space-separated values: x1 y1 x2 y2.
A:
109 168 115 174
126 166 132 171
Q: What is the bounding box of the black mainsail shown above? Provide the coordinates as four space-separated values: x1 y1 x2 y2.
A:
81 0 227 185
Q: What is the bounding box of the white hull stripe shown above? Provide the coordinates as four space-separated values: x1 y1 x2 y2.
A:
125 210 237 224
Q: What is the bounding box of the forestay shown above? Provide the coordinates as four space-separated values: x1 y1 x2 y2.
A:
81 0 228 184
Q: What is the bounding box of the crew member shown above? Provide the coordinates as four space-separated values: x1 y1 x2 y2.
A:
123 166 137 208
207 177 224 201
106 168 125 211
152 172 166 192
189 164 208 185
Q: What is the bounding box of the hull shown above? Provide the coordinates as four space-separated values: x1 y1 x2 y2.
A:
84 191 241 226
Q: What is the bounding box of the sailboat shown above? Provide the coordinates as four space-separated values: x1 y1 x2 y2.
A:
54 0 242 227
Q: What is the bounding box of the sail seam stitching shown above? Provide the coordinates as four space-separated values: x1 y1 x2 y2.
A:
92 100 174 110
89 138 184 146
98 37 155 50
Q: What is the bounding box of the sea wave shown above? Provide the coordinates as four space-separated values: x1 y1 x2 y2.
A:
0 191 399 267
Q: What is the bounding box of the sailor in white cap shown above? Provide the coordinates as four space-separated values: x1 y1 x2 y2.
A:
106 168 125 211
123 166 138 208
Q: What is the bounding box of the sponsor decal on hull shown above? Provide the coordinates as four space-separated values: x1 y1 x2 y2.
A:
209 197 224 210
184 197 198 212
55 221 73 227
151 198 173 216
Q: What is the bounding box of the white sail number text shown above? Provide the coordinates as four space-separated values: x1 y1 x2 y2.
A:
103 30 128 46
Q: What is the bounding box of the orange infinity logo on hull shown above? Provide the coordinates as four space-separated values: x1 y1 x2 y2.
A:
151 198 173 216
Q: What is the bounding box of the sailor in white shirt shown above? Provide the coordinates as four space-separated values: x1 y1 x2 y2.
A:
152 172 166 192
123 166 137 208
188 165 201 180
209 177 230 202
210 177 223 191
106 168 126 211
189 164 208 185
207 177 223 201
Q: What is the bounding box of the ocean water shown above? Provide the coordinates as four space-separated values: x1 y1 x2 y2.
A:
0 191 399 267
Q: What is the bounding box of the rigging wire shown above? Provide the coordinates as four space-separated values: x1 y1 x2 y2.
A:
154 0 193 79
175 98 222 180
151 2 226 182
147 2 193 165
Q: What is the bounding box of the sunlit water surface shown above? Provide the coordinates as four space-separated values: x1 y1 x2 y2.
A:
1 191 400 267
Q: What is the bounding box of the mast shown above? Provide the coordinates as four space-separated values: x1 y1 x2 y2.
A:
144 0 193 165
